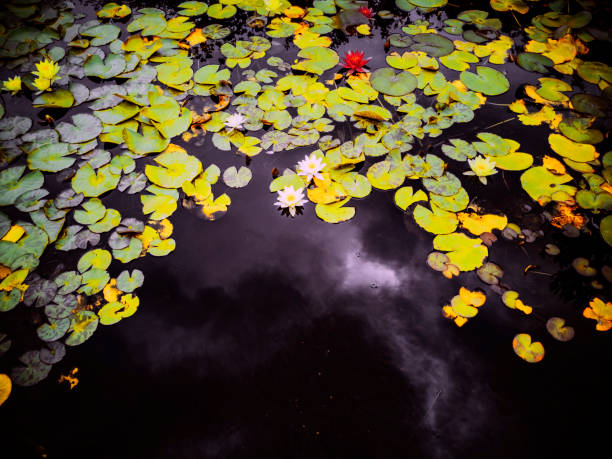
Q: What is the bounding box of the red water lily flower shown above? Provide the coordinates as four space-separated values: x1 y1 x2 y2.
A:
341 50 372 75
359 6 375 18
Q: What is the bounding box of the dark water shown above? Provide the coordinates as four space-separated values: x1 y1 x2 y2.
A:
1 0 611 458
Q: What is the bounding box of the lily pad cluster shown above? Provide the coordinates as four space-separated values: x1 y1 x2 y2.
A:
0 0 610 401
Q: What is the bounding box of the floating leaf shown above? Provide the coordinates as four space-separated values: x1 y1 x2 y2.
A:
412 33 454 57
223 166 252 188
27 143 75 173
77 249 112 273
145 146 202 189
292 46 339 75
460 66 509 95
512 334 545 363
546 317 575 342
11 351 51 387
0 167 44 206
65 311 99 346
370 67 417 96
116 269 144 292
72 164 120 197
548 134 598 163
315 197 355 223
433 232 488 271
56 114 103 144
517 53 554 73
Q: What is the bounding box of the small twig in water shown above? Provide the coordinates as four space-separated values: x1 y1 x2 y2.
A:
483 117 515 130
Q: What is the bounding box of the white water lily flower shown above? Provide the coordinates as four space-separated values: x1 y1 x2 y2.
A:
296 153 326 182
464 156 497 185
224 112 246 130
274 185 307 216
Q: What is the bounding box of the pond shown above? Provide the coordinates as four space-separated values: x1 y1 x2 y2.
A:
0 0 611 457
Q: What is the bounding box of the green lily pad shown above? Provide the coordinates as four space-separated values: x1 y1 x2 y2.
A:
395 186 428 210
123 125 170 155
116 269 144 292
207 3 237 19
54 271 82 295
141 185 178 220
371 67 417 96
65 311 99 346
571 93 609 118
32 90 75 108
517 53 554 73
23 278 57 308
442 139 477 161
153 108 192 139
433 232 488 271
0 116 32 141
193 64 230 85
0 289 21 312
315 197 355 223
11 351 52 387
0 166 44 206
412 33 454 57
577 61 612 85
56 114 103 144
84 53 126 79
113 236 143 262
94 102 140 125
74 198 105 225
559 117 603 144
27 143 75 173
520 166 576 203
460 66 510 95
413 204 458 234
78 268 110 295
223 166 252 188
430 188 469 212
37 318 70 342
81 24 120 46
440 50 479 71
292 46 339 75
77 249 112 273
422 172 462 196
145 148 202 189
270 173 306 193
178 1 208 16
72 164 120 197
88 209 121 233
338 172 372 198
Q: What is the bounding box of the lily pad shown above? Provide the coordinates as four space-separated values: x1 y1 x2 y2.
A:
512 333 545 363
56 114 103 144
222 166 252 188
11 351 52 387
411 33 454 57
116 269 144 292
292 46 339 75
65 311 99 346
517 53 554 73
27 143 75 173
371 68 417 97
72 164 120 197
460 66 509 96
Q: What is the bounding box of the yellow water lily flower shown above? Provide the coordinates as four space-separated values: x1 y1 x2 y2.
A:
2 76 21 95
464 156 497 184
33 58 60 81
32 76 51 92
